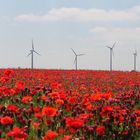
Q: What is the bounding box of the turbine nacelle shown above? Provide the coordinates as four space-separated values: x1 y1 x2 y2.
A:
27 41 41 57
106 42 116 50
133 50 137 56
30 50 33 53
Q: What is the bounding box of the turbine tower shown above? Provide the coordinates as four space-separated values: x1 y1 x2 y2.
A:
106 42 116 71
27 40 40 69
71 48 85 70
133 50 137 71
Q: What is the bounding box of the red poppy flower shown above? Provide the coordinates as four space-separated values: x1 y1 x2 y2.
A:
7 127 28 139
50 82 60 89
136 116 140 127
14 138 25 140
66 117 84 129
91 93 102 101
136 117 140 122
33 107 41 113
100 105 113 116
122 130 128 135
42 130 58 140
22 96 32 103
41 94 47 101
96 126 105 136
134 109 140 115
32 122 40 128
4 69 14 77
15 81 25 90
34 112 42 119
59 93 67 100
58 128 65 134
55 99 64 105
42 106 57 117
60 135 72 140
79 113 89 122
0 77 9 83
68 96 78 104
0 116 13 125
7 104 19 113
49 92 59 99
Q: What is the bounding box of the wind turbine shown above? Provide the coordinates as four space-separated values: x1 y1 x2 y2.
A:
106 42 116 71
27 40 41 69
71 48 85 70
133 49 137 71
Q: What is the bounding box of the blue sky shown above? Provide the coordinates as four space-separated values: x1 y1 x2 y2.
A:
0 0 140 70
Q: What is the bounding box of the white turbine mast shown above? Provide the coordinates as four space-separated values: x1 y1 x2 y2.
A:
106 42 116 71
27 40 41 69
133 49 137 71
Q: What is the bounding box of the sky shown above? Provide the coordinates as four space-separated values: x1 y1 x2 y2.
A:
0 0 140 71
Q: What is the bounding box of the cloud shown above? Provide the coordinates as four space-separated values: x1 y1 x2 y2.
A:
91 27 140 36
15 6 140 22
89 27 108 33
87 27 140 49
130 6 140 13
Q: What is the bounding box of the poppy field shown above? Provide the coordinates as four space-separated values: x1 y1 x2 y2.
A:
0 69 140 140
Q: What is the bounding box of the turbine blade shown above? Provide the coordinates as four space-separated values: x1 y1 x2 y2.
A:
78 54 85 56
106 46 111 49
74 57 76 64
33 50 41 55
27 52 31 57
32 40 34 50
112 42 116 49
71 48 77 55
